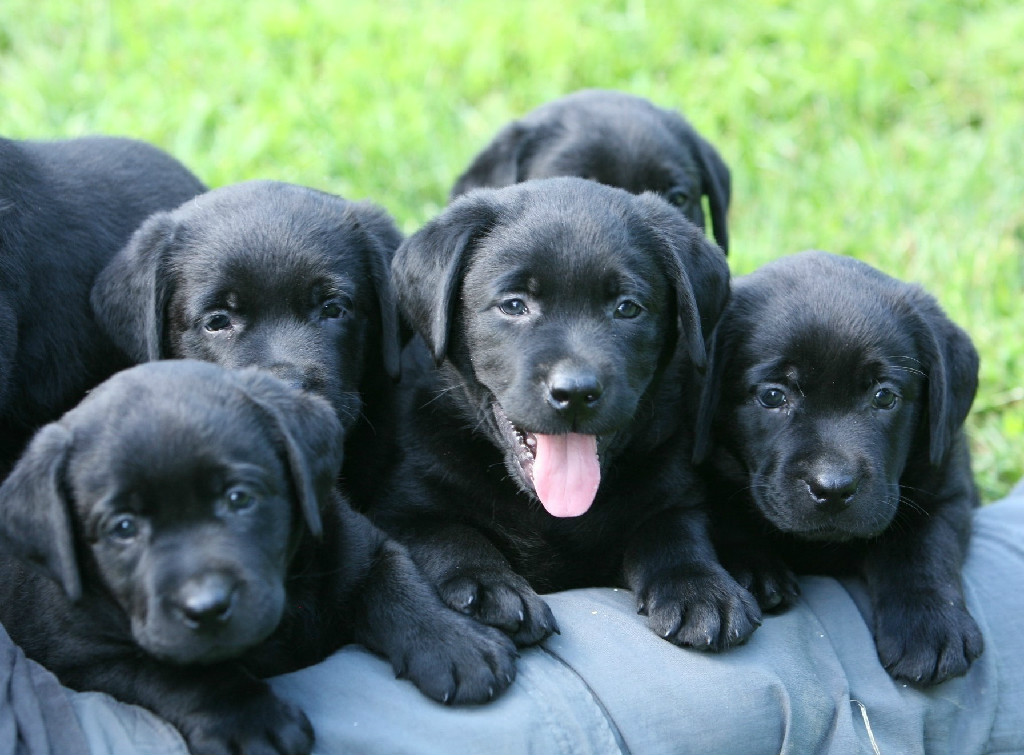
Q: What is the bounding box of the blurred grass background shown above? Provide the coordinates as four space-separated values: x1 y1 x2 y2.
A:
2 0 1021 500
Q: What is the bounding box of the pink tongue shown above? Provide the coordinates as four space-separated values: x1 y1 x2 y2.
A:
532 433 600 517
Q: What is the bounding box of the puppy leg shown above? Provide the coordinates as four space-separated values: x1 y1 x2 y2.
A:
351 535 519 704
624 508 762 650
862 486 983 685
71 658 313 755
398 522 559 646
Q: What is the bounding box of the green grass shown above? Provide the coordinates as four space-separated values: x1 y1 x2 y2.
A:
2 0 1021 500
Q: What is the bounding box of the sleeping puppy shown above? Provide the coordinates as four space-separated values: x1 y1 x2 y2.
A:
694 250 983 686
0 361 516 755
373 177 760 650
90 180 401 509
0 135 205 474
449 89 731 253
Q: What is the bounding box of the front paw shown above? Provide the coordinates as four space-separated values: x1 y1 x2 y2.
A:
396 611 519 705
874 597 984 686
439 568 558 646
723 553 801 613
181 687 313 755
637 565 762 650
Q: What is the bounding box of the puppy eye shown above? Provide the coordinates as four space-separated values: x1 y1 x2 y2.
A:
226 489 256 512
498 298 528 316
320 300 347 320
757 388 787 409
204 313 232 332
872 388 899 410
614 300 644 319
107 514 139 541
666 188 691 207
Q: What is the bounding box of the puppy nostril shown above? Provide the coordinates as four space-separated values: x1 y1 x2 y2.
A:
547 374 603 412
177 576 237 629
804 473 860 510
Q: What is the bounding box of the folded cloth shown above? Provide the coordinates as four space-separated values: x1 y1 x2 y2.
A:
4 481 1024 755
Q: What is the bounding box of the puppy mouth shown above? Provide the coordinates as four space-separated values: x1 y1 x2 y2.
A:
492 402 601 518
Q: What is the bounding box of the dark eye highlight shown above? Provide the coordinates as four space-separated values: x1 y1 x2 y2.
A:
226 488 256 512
320 300 346 319
872 388 899 410
204 313 232 332
614 300 644 319
107 514 139 541
666 188 690 207
498 298 528 316
757 387 787 409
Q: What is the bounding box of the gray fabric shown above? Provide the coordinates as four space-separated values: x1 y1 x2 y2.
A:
3 487 1023 755
0 622 90 755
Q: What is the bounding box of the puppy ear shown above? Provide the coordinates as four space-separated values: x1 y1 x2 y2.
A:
449 122 530 200
695 135 731 255
91 211 178 362
234 371 345 538
0 424 81 601
633 193 730 372
348 201 404 379
692 325 731 465
908 289 980 465
391 193 500 365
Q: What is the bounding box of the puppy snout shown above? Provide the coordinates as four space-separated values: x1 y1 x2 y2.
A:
546 366 603 416
174 573 238 630
803 470 861 513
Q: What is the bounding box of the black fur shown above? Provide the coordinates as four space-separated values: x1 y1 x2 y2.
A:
450 89 731 253
90 180 402 509
0 361 516 755
0 135 205 474
694 250 983 686
373 178 760 650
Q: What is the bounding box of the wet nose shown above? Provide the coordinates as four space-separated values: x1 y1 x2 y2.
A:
803 470 860 512
175 573 237 630
546 366 603 415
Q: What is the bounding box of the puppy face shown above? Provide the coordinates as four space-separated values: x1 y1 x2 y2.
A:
394 178 729 518
450 89 731 253
699 251 978 541
90 181 401 432
0 361 343 665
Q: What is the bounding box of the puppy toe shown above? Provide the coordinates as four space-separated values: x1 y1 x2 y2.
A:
876 602 983 686
439 575 482 614
184 691 314 755
440 571 556 646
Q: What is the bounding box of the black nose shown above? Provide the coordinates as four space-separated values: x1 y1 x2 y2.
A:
546 367 603 414
176 573 237 629
803 471 860 512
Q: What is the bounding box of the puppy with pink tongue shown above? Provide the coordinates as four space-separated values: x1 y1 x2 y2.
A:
373 177 760 653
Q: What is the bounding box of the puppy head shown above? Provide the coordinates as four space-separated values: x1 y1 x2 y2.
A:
394 177 728 517
90 180 402 430
696 251 978 540
0 360 343 664
449 89 731 253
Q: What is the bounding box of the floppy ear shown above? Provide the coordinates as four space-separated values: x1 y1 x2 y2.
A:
347 201 404 379
692 323 732 465
907 289 980 466
695 135 731 255
234 370 345 538
449 122 530 200
90 211 179 362
0 423 81 601
633 193 730 373
391 192 500 365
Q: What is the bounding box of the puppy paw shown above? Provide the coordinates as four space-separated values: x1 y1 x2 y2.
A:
181 688 313 755
874 599 984 686
440 570 558 646
724 554 801 613
637 566 762 650
395 612 519 705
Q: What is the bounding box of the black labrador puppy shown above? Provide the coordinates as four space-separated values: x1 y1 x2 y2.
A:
449 89 731 253
694 250 983 686
373 177 760 649
0 135 205 474
90 180 401 509
0 360 516 755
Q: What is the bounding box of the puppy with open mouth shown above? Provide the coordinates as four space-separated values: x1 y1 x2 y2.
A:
694 250 984 686
373 177 760 650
